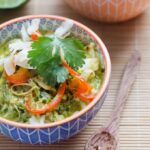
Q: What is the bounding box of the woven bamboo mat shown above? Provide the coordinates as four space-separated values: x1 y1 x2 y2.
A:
0 0 150 149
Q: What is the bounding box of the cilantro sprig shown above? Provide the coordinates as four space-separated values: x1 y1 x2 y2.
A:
28 36 86 86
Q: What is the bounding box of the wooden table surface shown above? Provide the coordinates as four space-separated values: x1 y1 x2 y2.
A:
0 0 150 149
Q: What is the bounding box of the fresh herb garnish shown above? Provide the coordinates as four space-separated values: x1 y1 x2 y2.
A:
28 36 86 86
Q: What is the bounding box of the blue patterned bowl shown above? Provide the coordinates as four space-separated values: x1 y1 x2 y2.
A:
0 15 111 144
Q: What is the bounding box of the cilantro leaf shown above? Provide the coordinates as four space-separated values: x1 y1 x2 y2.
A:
37 57 69 86
28 37 53 67
28 36 85 86
60 37 85 68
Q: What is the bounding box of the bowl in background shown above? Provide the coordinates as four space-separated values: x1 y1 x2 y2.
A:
0 0 28 9
0 15 111 144
65 0 150 23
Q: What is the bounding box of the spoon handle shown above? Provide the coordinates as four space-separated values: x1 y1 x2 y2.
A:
105 50 141 135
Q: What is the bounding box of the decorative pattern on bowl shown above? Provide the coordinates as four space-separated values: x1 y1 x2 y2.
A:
0 90 108 144
0 15 111 144
65 0 150 23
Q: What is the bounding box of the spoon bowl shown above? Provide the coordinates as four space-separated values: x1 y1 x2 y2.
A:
85 128 117 150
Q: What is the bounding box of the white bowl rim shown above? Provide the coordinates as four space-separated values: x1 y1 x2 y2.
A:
0 15 111 129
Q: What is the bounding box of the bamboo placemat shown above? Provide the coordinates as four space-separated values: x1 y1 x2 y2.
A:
0 0 150 149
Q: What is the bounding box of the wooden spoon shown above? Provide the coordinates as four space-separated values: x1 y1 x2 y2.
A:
85 51 141 150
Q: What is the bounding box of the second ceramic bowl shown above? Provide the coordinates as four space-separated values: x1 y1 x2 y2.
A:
65 0 150 23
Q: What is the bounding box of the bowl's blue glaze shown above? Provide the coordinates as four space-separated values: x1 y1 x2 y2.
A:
0 16 110 144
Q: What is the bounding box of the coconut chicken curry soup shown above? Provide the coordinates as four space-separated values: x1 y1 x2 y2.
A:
0 19 104 124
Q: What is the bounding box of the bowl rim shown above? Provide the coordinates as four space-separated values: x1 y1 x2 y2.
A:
0 15 111 129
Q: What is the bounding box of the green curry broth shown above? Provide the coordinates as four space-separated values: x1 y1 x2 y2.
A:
0 33 104 124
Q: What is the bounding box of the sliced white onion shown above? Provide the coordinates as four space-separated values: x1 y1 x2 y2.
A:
4 55 15 76
14 50 33 69
55 19 74 37
9 40 32 52
29 115 45 125
21 25 30 41
82 58 99 71
27 19 40 35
